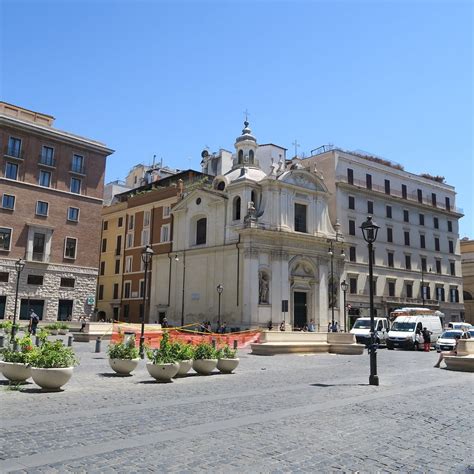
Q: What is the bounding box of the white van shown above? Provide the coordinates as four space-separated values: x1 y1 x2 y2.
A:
447 322 472 331
387 314 443 350
350 317 390 346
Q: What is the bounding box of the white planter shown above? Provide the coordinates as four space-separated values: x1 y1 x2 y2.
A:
59 329 68 335
176 359 193 376
217 358 240 374
0 361 32 382
109 358 140 375
192 359 218 375
31 367 74 390
146 362 179 382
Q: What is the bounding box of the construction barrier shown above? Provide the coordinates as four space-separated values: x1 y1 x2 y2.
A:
110 323 261 349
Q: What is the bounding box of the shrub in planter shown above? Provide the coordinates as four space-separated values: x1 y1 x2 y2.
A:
0 334 35 382
145 333 179 382
29 340 78 390
171 340 195 376
58 323 69 335
192 342 218 375
107 336 140 375
45 323 60 335
216 344 239 374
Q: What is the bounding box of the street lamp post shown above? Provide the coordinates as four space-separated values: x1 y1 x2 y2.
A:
11 258 26 341
174 253 186 327
140 245 154 359
216 284 223 328
360 216 380 386
327 230 345 332
341 280 348 332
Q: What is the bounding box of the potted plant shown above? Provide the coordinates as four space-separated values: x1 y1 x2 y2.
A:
145 333 179 382
58 323 69 335
0 334 35 383
192 342 218 375
172 340 195 376
107 336 140 375
216 344 239 374
29 340 78 390
45 323 60 335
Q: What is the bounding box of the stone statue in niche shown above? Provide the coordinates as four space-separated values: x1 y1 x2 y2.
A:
259 272 269 304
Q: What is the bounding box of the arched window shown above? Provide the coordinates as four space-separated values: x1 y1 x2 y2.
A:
464 291 473 301
196 218 207 245
233 196 241 221
238 150 243 164
249 150 254 163
217 181 225 191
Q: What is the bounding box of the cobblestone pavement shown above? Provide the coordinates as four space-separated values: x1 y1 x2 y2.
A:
0 337 473 473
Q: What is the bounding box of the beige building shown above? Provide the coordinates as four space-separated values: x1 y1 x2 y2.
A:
460 238 474 324
299 147 464 325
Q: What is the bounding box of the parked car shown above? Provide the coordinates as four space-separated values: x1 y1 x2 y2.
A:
387 314 443 350
468 329 474 338
447 322 472 330
350 317 389 346
435 330 463 352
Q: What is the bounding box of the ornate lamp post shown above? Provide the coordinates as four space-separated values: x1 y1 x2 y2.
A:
360 216 380 386
216 284 223 328
341 280 348 332
139 245 154 359
11 258 25 341
174 253 186 327
327 231 345 331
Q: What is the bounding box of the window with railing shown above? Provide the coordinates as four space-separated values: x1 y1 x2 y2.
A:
71 154 85 174
417 189 423 203
7 137 22 158
40 146 55 166
347 168 354 185
402 184 407 199
384 179 390 195
366 174 372 190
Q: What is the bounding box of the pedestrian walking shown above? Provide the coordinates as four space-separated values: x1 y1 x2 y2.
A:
28 309 39 335
422 327 432 352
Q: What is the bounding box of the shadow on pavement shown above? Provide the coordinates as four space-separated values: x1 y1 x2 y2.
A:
310 383 368 387
97 372 133 378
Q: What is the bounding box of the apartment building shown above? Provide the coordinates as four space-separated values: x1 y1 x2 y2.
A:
97 170 209 323
0 102 113 322
301 148 464 324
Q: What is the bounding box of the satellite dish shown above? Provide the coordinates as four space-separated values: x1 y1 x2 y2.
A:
201 150 209 158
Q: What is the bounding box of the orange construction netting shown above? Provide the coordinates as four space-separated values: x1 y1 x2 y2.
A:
110 323 261 349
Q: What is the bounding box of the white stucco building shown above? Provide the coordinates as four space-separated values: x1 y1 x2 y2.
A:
151 122 343 330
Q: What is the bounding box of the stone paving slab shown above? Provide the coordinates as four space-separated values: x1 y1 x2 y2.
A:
0 337 473 472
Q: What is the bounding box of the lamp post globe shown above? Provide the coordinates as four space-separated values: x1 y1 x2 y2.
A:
12 258 26 341
360 216 380 386
139 245 154 359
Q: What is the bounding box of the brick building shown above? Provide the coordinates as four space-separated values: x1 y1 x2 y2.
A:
97 170 209 323
0 102 113 322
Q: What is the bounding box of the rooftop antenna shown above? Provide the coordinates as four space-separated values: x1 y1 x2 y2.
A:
292 139 300 158
152 154 156 168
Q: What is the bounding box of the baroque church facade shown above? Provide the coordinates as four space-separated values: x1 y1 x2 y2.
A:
150 122 345 330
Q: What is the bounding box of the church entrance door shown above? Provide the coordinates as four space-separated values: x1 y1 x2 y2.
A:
293 292 307 329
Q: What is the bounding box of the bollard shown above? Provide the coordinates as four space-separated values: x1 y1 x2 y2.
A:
211 339 216 348
233 340 238 350
0 334 4 348
95 336 102 353
35 336 40 347
68 335 73 347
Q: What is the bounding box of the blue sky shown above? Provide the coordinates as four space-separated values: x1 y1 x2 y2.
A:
1 0 472 237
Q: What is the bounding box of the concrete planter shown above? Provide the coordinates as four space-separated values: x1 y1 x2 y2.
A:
49 330 59 335
31 367 74 390
146 362 180 382
193 359 218 375
59 329 68 335
0 361 32 382
109 358 140 375
176 359 193 376
217 358 239 374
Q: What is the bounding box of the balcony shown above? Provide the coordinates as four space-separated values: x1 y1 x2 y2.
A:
337 175 463 214
38 154 56 168
4 148 24 160
70 164 86 175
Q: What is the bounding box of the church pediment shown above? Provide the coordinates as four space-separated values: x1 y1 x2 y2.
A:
279 171 326 192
